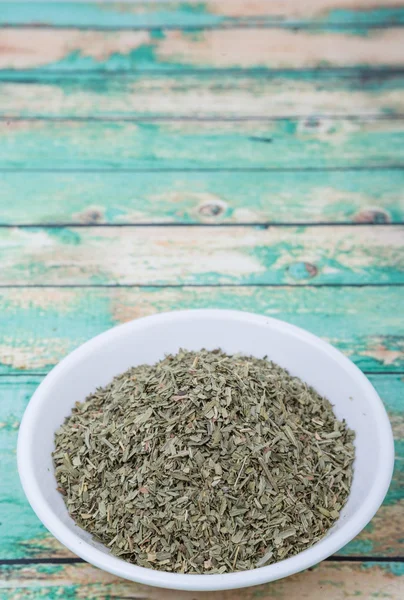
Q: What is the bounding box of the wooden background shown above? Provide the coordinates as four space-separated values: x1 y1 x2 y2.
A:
0 1 403 598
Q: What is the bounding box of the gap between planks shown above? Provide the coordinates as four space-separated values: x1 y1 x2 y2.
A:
2 67 404 80
2 116 404 122
2 22 404 31
1 556 403 566
1 223 404 228
1 284 404 288
0 167 403 173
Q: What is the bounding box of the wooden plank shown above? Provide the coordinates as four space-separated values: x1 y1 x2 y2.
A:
0 564 404 600
0 27 403 73
0 373 402 560
0 561 403 600
1 119 403 169
1 169 403 225
0 287 402 374
1 225 403 286
2 71 404 118
1 1 404 28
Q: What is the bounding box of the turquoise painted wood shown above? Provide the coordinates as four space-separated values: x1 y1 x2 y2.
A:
2 69 404 89
0 287 402 375
0 561 403 600
1 225 403 286
2 71 404 118
1 169 402 225
0 1 403 597
1 119 403 169
0 374 402 559
1 1 404 28
0 26 402 74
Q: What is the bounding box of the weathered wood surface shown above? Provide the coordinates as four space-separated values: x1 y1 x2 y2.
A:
2 71 404 118
2 0 404 28
0 373 402 559
0 27 403 73
1 119 404 169
0 1 403 598
1 225 403 286
1 169 403 225
0 561 403 600
0 287 402 375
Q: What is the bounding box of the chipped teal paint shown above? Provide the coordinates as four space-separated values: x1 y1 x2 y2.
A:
0 564 80 600
2 69 404 92
1 169 403 225
388 439 404 505
0 1 223 28
1 2 404 28
1 28 403 74
0 374 401 558
361 562 404 576
0 291 116 374
26 47 401 74
0 379 46 559
47 229 82 245
27 38 189 74
329 8 404 27
0 563 62 576
1 120 403 169
339 539 375 555
368 375 404 414
246 236 404 286
0 288 403 374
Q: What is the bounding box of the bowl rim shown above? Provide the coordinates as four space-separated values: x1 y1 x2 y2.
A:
17 309 395 591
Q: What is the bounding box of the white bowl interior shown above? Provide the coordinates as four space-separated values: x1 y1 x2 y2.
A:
18 310 394 591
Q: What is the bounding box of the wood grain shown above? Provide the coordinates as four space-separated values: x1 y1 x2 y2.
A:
2 0 404 28
0 373 402 560
0 2 402 598
0 287 402 375
2 71 404 118
0 559 403 599
1 119 404 169
1 169 402 225
0 27 403 73
1 225 403 286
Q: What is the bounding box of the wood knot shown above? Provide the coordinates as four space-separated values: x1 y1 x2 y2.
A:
353 209 390 224
303 117 320 128
288 262 318 280
198 202 225 219
75 208 104 224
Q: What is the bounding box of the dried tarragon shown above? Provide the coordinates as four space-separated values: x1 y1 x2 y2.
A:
53 349 355 574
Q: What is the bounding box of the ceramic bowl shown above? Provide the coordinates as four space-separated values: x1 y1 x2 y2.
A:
18 309 394 591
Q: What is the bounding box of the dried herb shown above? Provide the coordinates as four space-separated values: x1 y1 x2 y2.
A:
53 349 355 574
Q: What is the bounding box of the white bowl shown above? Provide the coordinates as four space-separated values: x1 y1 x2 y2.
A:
18 309 394 591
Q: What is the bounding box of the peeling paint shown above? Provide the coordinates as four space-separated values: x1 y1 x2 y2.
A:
1 171 403 226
